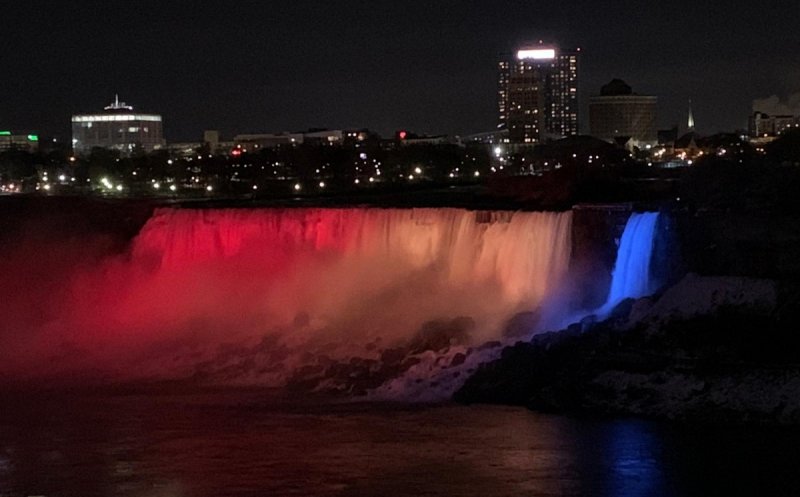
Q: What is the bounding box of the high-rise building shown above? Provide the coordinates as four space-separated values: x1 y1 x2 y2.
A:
497 44 579 144
589 79 657 147
71 95 164 156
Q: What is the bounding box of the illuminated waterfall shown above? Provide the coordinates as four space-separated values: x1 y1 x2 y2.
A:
598 212 660 316
1 207 574 387
131 208 573 308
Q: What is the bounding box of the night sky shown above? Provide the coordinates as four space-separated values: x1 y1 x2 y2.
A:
1 0 799 141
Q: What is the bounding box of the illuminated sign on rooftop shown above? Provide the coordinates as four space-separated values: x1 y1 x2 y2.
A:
517 48 556 60
71 114 162 123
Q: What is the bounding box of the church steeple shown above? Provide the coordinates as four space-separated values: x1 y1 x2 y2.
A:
687 99 695 131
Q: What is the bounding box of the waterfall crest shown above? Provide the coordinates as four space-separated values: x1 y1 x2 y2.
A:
131 207 573 307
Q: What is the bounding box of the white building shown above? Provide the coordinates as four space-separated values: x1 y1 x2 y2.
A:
72 96 164 156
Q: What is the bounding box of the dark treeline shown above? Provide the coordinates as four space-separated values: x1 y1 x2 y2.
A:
0 140 490 196
2 129 800 204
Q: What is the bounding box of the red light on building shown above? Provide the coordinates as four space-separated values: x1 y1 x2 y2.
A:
231 149 242 157
398 131 407 140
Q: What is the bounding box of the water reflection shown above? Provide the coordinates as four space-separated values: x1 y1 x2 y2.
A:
603 421 666 497
1 392 799 496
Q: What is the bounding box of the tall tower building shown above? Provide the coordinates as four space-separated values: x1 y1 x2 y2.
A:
497 45 579 144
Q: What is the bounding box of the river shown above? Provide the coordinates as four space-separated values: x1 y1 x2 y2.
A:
2 390 799 496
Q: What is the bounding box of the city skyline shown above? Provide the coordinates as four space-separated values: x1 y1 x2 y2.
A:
1 0 799 141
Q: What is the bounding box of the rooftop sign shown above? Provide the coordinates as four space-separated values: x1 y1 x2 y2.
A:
517 48 556 60
72 114 162 123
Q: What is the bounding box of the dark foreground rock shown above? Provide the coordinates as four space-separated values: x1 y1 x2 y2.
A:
455 274 800 424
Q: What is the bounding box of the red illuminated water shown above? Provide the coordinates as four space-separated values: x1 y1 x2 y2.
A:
0 207 572 395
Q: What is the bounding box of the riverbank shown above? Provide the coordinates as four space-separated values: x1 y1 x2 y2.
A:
456 274 800 424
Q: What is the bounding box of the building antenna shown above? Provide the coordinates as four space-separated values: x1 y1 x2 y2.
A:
105 94 133 111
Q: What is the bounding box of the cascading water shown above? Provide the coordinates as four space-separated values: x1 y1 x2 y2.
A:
0 207 574 395
597 211 660 316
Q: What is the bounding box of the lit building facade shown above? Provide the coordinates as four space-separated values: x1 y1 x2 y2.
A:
0 130 39 152
232 129 373 151
589 79 657 147
749 111 799 138
71 96 164 156
497 45 579 144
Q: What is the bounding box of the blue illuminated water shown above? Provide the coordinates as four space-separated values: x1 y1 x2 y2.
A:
599 212 660 316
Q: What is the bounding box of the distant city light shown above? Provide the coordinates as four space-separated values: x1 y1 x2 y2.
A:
474 171 480 177
294 183 302 191
319 181 325 188
153 182 161 189
206 185 213 192
169 184 177 192
414 167 422 174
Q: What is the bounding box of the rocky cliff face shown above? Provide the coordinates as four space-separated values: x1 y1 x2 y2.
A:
456 274 800 424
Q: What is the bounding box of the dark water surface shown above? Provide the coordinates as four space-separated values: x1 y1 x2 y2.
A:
1 390 799 497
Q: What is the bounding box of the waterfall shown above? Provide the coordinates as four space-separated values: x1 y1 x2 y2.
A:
131 208 573 308
598 212 660 316
1 207 574 389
